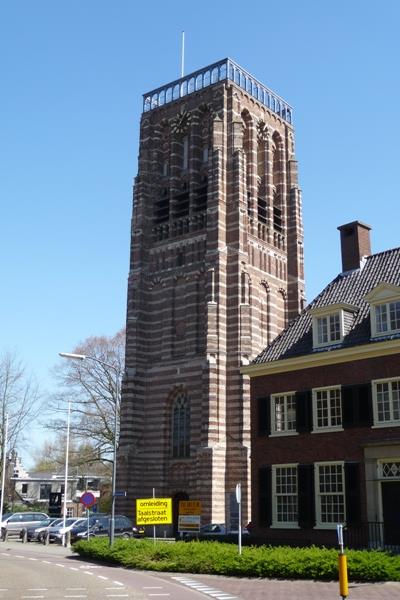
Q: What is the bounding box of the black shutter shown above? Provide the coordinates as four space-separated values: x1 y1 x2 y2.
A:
298 464 315 528
257 397 271 436
357 384 373 426
342 384 373 428
345 462 361 525
258 466 272 527
296 391 312 433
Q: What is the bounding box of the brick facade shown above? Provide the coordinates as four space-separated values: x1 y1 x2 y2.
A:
116 61 305 530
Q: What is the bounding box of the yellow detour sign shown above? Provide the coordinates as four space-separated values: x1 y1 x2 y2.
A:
136 498 172 525
179 500 202 515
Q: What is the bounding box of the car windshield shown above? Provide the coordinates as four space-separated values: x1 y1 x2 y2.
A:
1 513 12 520
50 518 63 526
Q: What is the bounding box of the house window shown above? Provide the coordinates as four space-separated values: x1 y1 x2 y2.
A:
315 462 345 527
172 392 190 458
21 483 28 495
39 484 52 500
271 393 296 435
272 465 298 527
375 301 400 334
316 313 341 345
373 378 400 426
313 387 342 431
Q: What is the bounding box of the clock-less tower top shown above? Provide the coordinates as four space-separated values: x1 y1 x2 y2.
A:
117 58 305 531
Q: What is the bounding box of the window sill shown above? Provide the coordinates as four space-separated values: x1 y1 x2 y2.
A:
314 523 340 530
372 422 400 429
270 431 298 438
270 524 300 529
311 427 343 434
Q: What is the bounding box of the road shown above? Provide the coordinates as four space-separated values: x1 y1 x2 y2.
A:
1 539 400 600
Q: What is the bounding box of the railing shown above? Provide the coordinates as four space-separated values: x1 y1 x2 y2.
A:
143 58 293 124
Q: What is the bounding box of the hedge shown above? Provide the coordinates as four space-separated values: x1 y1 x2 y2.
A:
72 538 400 582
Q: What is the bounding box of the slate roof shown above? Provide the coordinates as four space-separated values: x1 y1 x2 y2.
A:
252 247 400 365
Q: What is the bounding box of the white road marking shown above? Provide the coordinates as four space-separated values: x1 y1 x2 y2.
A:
65 589 86 591
16 554 25 558
42 560 51 564
105 596 129 598
69 567 80 571
64 596 87 599
27 589 47 592
98 575 109 580
21 596 44 599
28 557 38 561
143 587 163 589
83 571 93 575
148 595 170 597
56 563 65 567
171 577 238 600
112 581 124 586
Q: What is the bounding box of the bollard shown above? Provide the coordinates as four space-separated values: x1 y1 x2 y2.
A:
0 528 5 542
44 530 50 545
3 529 8 542
338 553 349 599
22 529 28 543
65 530 71 548
337 523 348 600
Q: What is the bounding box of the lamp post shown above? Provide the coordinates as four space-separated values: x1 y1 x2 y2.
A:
0 413 9 524
62 400 71 547
59 352 120 546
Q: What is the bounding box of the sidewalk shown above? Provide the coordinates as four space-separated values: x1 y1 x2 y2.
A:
185 573 400 600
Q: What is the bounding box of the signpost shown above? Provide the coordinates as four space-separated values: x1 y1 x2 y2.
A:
178 500 202 535
80 492 96 541
136 498 172 526
236 483 242 555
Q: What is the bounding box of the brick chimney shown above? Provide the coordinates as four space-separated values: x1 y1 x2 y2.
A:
337 221 372 272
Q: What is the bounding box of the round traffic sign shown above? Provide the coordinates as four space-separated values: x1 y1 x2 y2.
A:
80 491 96 508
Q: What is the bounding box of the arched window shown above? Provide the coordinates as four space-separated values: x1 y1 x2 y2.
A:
172 393 190 458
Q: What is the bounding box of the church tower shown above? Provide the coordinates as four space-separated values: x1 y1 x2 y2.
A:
117 59 305 529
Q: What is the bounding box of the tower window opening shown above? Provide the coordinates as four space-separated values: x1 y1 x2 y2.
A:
172 393 190 458
182 136 189 171
173 191 190 219
194 184 207 213
154 191 170 224
258 197 268 224
273 206 283 232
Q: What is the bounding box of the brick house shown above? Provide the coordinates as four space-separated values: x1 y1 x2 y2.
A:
242 221 400 548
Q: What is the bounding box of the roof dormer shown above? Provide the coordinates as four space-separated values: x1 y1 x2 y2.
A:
309 303 358 350
365 282 400 338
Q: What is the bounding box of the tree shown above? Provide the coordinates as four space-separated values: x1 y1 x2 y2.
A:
46 329 125 470
0 351 41 475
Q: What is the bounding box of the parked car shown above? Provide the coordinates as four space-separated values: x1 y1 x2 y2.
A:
20 518 63 542
47 517 87 543
0 512 49 536
70 515 144 542
183 523 250 540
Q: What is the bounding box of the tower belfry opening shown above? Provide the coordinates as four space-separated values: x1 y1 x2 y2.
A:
117 58 305 530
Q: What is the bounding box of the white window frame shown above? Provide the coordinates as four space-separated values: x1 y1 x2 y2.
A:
311 309 344 349
372 377 400 428
371 301 400 337
315 461 346 529
271 464 299 528
312 386 343 432
270 392 298 437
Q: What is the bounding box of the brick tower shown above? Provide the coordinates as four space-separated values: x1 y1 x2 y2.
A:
117 59 305 529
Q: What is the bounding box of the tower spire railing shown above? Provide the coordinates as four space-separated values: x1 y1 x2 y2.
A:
142 58 293 124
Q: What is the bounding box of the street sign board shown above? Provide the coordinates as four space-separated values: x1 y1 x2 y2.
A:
114 490 127 497
179 500 202 515
80 491 96 508
178 514 201 532
136 498 172 525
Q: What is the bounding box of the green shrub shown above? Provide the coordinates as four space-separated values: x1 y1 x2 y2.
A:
72 538 400 582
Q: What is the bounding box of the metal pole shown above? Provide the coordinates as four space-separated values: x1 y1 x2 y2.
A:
181 31 185 78
153 487 156 546
109 370 119 547
0 414 9 524
62 401 71 546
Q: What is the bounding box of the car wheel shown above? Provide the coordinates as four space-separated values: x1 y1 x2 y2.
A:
122 532 131 539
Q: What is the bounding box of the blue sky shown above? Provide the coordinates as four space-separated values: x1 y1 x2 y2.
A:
2 1 400 464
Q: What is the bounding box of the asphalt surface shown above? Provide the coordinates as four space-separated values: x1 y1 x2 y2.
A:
1 538 400 600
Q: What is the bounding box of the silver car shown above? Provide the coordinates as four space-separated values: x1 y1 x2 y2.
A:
1 511 49 535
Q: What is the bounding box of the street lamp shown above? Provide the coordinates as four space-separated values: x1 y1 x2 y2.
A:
59 352 120 546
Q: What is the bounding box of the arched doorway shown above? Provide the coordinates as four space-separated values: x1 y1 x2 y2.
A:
173 491 189 538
